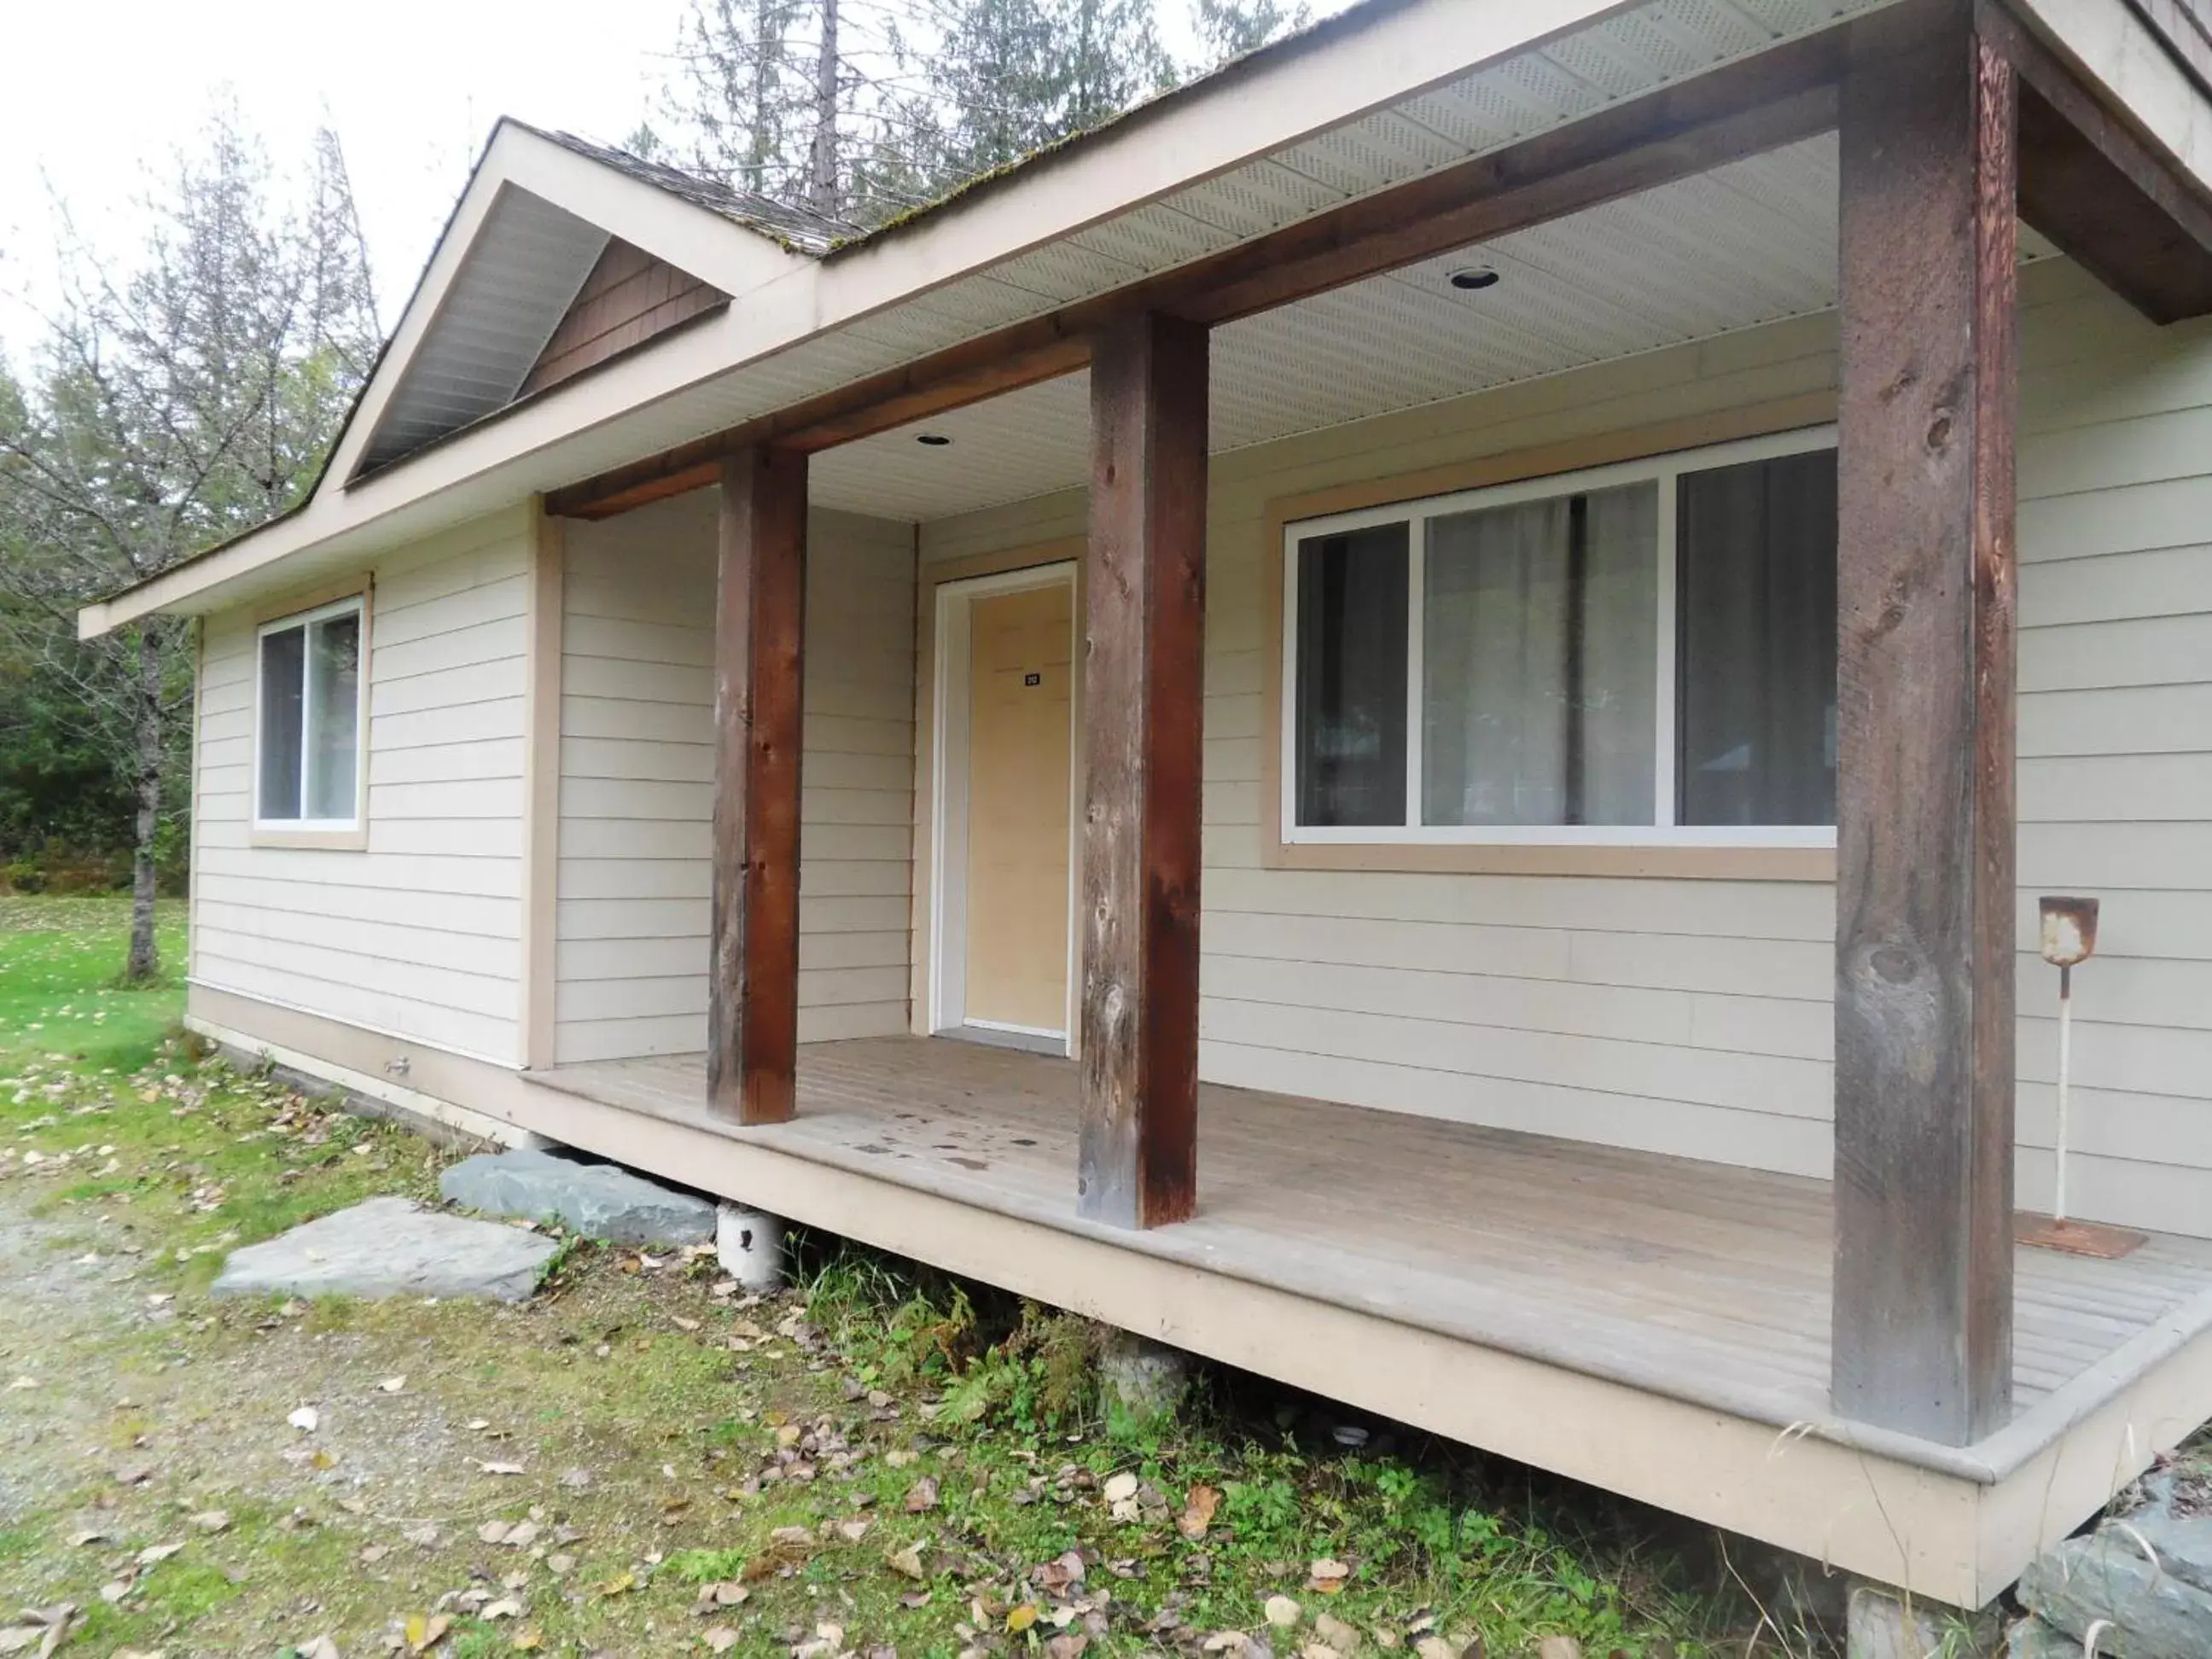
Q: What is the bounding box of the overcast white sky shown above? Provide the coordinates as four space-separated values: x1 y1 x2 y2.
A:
0 0 1314 360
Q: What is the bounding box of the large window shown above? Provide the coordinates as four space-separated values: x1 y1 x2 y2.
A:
256 596 365 830
1283 430 1837 847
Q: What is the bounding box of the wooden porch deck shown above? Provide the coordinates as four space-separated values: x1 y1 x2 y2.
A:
539 1034 2212 1452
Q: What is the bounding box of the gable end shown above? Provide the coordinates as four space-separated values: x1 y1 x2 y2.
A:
520 237 730 399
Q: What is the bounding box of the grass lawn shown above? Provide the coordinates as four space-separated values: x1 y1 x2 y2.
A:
0 894 1790 1657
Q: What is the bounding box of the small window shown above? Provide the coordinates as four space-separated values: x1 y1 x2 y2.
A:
1281 431 1837 847
256 597 364 830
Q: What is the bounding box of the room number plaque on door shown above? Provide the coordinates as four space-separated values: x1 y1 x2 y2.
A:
1024 672 1042 686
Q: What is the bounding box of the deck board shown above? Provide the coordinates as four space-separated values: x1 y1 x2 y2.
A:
540 1034 2212 1435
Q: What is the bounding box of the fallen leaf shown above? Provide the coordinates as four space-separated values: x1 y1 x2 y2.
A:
379 1376 406 1393
65 1530 107 1548
509 1631 543 1651
838 1519 872 1542
884 1448 917 1468
546 1553 577 1576
1301 1646 1342 1659
1102 1472 1138 1504
1535 1640 1579 1659
1307 1557 1351 1594
885 1542 926 1580
1006 1605 1039 1633
1414 1641 1457 1659
288 1406 319 1433
360 1545 390 1564
1315 1614 1361 1651
480 1599 522 1621
591 1571 636 1598
187 1511 230 1533
300 1640 341 1659
1266 1595 1302 1628
405 1611 452 1651
479 1522 511 1545
703 1631 738 1654
1178 1484 1220 1540
904 1476 940 1512
403 1523 440 1548
137 1541 185 1566
1045 1637 1091 1659
472 1460 526 1476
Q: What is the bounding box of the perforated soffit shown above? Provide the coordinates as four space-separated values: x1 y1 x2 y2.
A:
357 189 611 476
404 0 1905 525
807 135 1849 522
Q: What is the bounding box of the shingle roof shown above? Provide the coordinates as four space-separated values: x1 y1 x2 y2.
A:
518 125 861 254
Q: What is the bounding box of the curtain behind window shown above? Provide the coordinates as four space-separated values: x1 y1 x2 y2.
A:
1422 482 1656 825
1295 522 1409 827
1677 451 1837 826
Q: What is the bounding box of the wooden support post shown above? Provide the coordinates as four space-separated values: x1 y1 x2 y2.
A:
1831 2 2019 1446
1078 312 1208 1230
708 447 807 1126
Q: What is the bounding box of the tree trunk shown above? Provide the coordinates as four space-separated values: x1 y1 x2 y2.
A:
125 624 165 983
809 0 840 218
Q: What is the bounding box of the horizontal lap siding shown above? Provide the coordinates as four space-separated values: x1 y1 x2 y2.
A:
554 492 914 1064
192 509 533 1062
2015 262 2212 1237
919 267 2212 1237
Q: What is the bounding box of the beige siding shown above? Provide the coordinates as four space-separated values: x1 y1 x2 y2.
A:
920 260 2212 1238
554 492 915 1063
192 508 533 1062
2014 260 2212 1237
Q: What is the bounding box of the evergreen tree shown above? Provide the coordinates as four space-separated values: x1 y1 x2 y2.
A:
0 102 379 977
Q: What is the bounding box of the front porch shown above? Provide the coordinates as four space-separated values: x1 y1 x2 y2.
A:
526 1034 2212 1605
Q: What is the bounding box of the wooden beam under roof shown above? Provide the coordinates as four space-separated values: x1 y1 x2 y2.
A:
1978 0 2212 324
545 26 1849 521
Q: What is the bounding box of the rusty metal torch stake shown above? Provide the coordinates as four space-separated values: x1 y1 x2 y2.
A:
2053 957 2075 1225
2022 897 2143 1258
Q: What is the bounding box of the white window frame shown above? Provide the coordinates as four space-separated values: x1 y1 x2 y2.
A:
1279 425 1839 851
253 593 370 836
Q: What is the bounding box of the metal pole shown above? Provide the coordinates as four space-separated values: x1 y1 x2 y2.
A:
2053 961 2073 1224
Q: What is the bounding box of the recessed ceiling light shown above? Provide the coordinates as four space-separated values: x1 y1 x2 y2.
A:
1447 266 1501 292
917 433 952 446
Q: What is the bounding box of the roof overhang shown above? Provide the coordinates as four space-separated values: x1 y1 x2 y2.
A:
77 0 2212 637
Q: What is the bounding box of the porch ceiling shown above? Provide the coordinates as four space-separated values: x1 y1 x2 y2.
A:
808 135 2051 524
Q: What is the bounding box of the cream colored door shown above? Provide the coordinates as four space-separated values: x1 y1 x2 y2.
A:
963 582 1074 1033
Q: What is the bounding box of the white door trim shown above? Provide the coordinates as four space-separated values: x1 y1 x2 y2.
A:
928 561 1080 1052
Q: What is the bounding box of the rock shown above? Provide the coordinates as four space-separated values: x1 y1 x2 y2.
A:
212 1196 558 1301
2018 1525 2212 1659
2007 1615 2097 1658
1100 1330 1190 1439
1845 1584 1983 1659
439 1149 714 1245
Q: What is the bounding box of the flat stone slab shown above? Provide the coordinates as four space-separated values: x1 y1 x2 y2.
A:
212 1196 558 1302
439 1149 715 1246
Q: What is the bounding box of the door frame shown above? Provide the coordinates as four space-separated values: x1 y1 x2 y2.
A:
927 560 1081 1051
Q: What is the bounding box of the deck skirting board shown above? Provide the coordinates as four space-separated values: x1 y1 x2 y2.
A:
187 982 2212 1609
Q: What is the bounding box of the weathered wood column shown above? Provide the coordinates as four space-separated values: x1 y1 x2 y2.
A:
1078 312 1208 1229
708 447 807 1125
1831 1 2019 1446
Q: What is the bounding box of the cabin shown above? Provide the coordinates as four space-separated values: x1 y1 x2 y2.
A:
80 0 2212 1617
